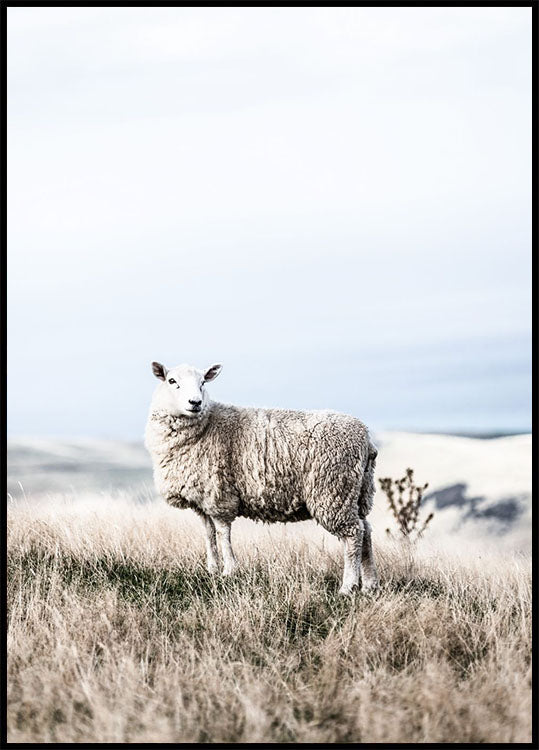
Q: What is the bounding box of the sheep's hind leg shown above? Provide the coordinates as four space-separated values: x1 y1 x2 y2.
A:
202 515 220 573
339 522 364 595
360 519 379 592
212 518 237 576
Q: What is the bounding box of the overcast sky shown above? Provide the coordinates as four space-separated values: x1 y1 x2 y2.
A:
7 7 532 438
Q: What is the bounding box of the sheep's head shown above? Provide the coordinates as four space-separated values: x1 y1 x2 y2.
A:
151 361 222 418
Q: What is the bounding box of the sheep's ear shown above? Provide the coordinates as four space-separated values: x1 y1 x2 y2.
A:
151 361 167 381
204 363 222 382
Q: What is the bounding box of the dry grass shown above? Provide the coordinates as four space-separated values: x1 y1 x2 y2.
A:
7 495 532 743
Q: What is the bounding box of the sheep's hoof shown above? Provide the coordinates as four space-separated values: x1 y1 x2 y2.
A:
222 565 237 577
207 563 219 574
338 584 358 596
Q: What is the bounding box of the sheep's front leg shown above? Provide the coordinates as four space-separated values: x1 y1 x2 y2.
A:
339 523 364 595
212 518 237 576
360 519 379 592
202 515 220 573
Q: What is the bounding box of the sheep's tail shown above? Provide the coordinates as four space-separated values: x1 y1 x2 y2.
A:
358 437 378 518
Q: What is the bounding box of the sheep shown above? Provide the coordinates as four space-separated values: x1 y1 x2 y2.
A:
144 361 379 595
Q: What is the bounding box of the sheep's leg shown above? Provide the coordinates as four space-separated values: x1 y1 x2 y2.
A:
202 515 220 573
339 523 364 595
212 518 237 576
360 519 379 592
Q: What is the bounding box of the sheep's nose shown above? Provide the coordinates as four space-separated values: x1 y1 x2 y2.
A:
189 399 202 407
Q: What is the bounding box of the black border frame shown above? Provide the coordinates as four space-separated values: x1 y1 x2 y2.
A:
1 2 536 747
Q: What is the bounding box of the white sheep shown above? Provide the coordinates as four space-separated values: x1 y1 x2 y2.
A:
144 361 379 594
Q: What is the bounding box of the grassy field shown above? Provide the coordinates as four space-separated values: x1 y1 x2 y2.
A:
7 495 532 743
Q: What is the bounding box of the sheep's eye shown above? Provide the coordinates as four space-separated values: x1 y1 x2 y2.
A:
168 378 176 385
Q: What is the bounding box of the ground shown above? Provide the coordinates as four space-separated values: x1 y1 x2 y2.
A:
7 496 532 743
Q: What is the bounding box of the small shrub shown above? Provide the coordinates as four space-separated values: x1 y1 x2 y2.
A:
379 468 433 540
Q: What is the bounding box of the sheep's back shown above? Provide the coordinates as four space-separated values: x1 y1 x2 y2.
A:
220 407 370 522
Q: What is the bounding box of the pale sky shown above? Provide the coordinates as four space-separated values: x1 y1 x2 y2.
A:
7 7 532 438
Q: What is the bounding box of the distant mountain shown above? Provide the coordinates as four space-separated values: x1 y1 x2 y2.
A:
371 432 531 554
6 438 153 500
